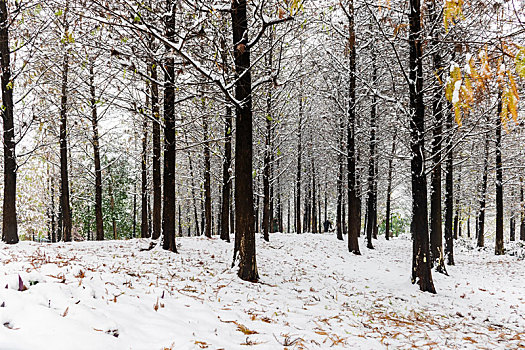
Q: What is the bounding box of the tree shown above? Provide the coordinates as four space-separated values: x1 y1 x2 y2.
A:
0 0 17 244
408 0 436 293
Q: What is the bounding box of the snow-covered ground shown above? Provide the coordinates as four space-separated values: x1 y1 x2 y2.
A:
0 233 523 349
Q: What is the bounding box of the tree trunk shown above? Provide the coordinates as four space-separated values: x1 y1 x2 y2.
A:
385 133 396 240
231 0 258 281
51 175 56 243
521 180 525 241
262 62 272 240
477 125 489 247
141 84 149 238
296 93 302 235
0 1 17 244
162 0 177 252
336 116 344 241
409 0 436 293
203 100 212 239
59 8 72 242
495 95 504 255
365 56 377 250
346 0 360 254
444 106 454 264
220 105 232 242
428 0 446 272
89 59 104 241
312 158 318 233
151 60 162 240
510 214 515 241
108 169 117 240
186 135 201 236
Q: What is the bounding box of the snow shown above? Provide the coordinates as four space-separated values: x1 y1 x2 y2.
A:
1 234 524 349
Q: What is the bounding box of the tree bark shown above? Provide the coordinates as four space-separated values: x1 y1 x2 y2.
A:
409 0 436 293
231 0 258 281
0 1 17 244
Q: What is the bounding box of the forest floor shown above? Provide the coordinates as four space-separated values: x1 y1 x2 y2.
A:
0 233 524 349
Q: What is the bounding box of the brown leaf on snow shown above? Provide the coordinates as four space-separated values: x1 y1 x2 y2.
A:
236 323 258 335
194 340 209 348
61 307 69 317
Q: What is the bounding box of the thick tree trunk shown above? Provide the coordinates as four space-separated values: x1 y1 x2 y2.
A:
162 0 177 252
231 0 258 281
0 1 17 244
151 61 162 240
89 59 104 241
409 0 435 293
220 106 232 242
346 0 360 254
495 95 504 255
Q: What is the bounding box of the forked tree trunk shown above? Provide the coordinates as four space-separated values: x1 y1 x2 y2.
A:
0 1 17 244
408 0 436 293
231 0 258 281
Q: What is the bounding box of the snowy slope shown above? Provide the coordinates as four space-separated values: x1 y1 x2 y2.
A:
0 233 523 349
